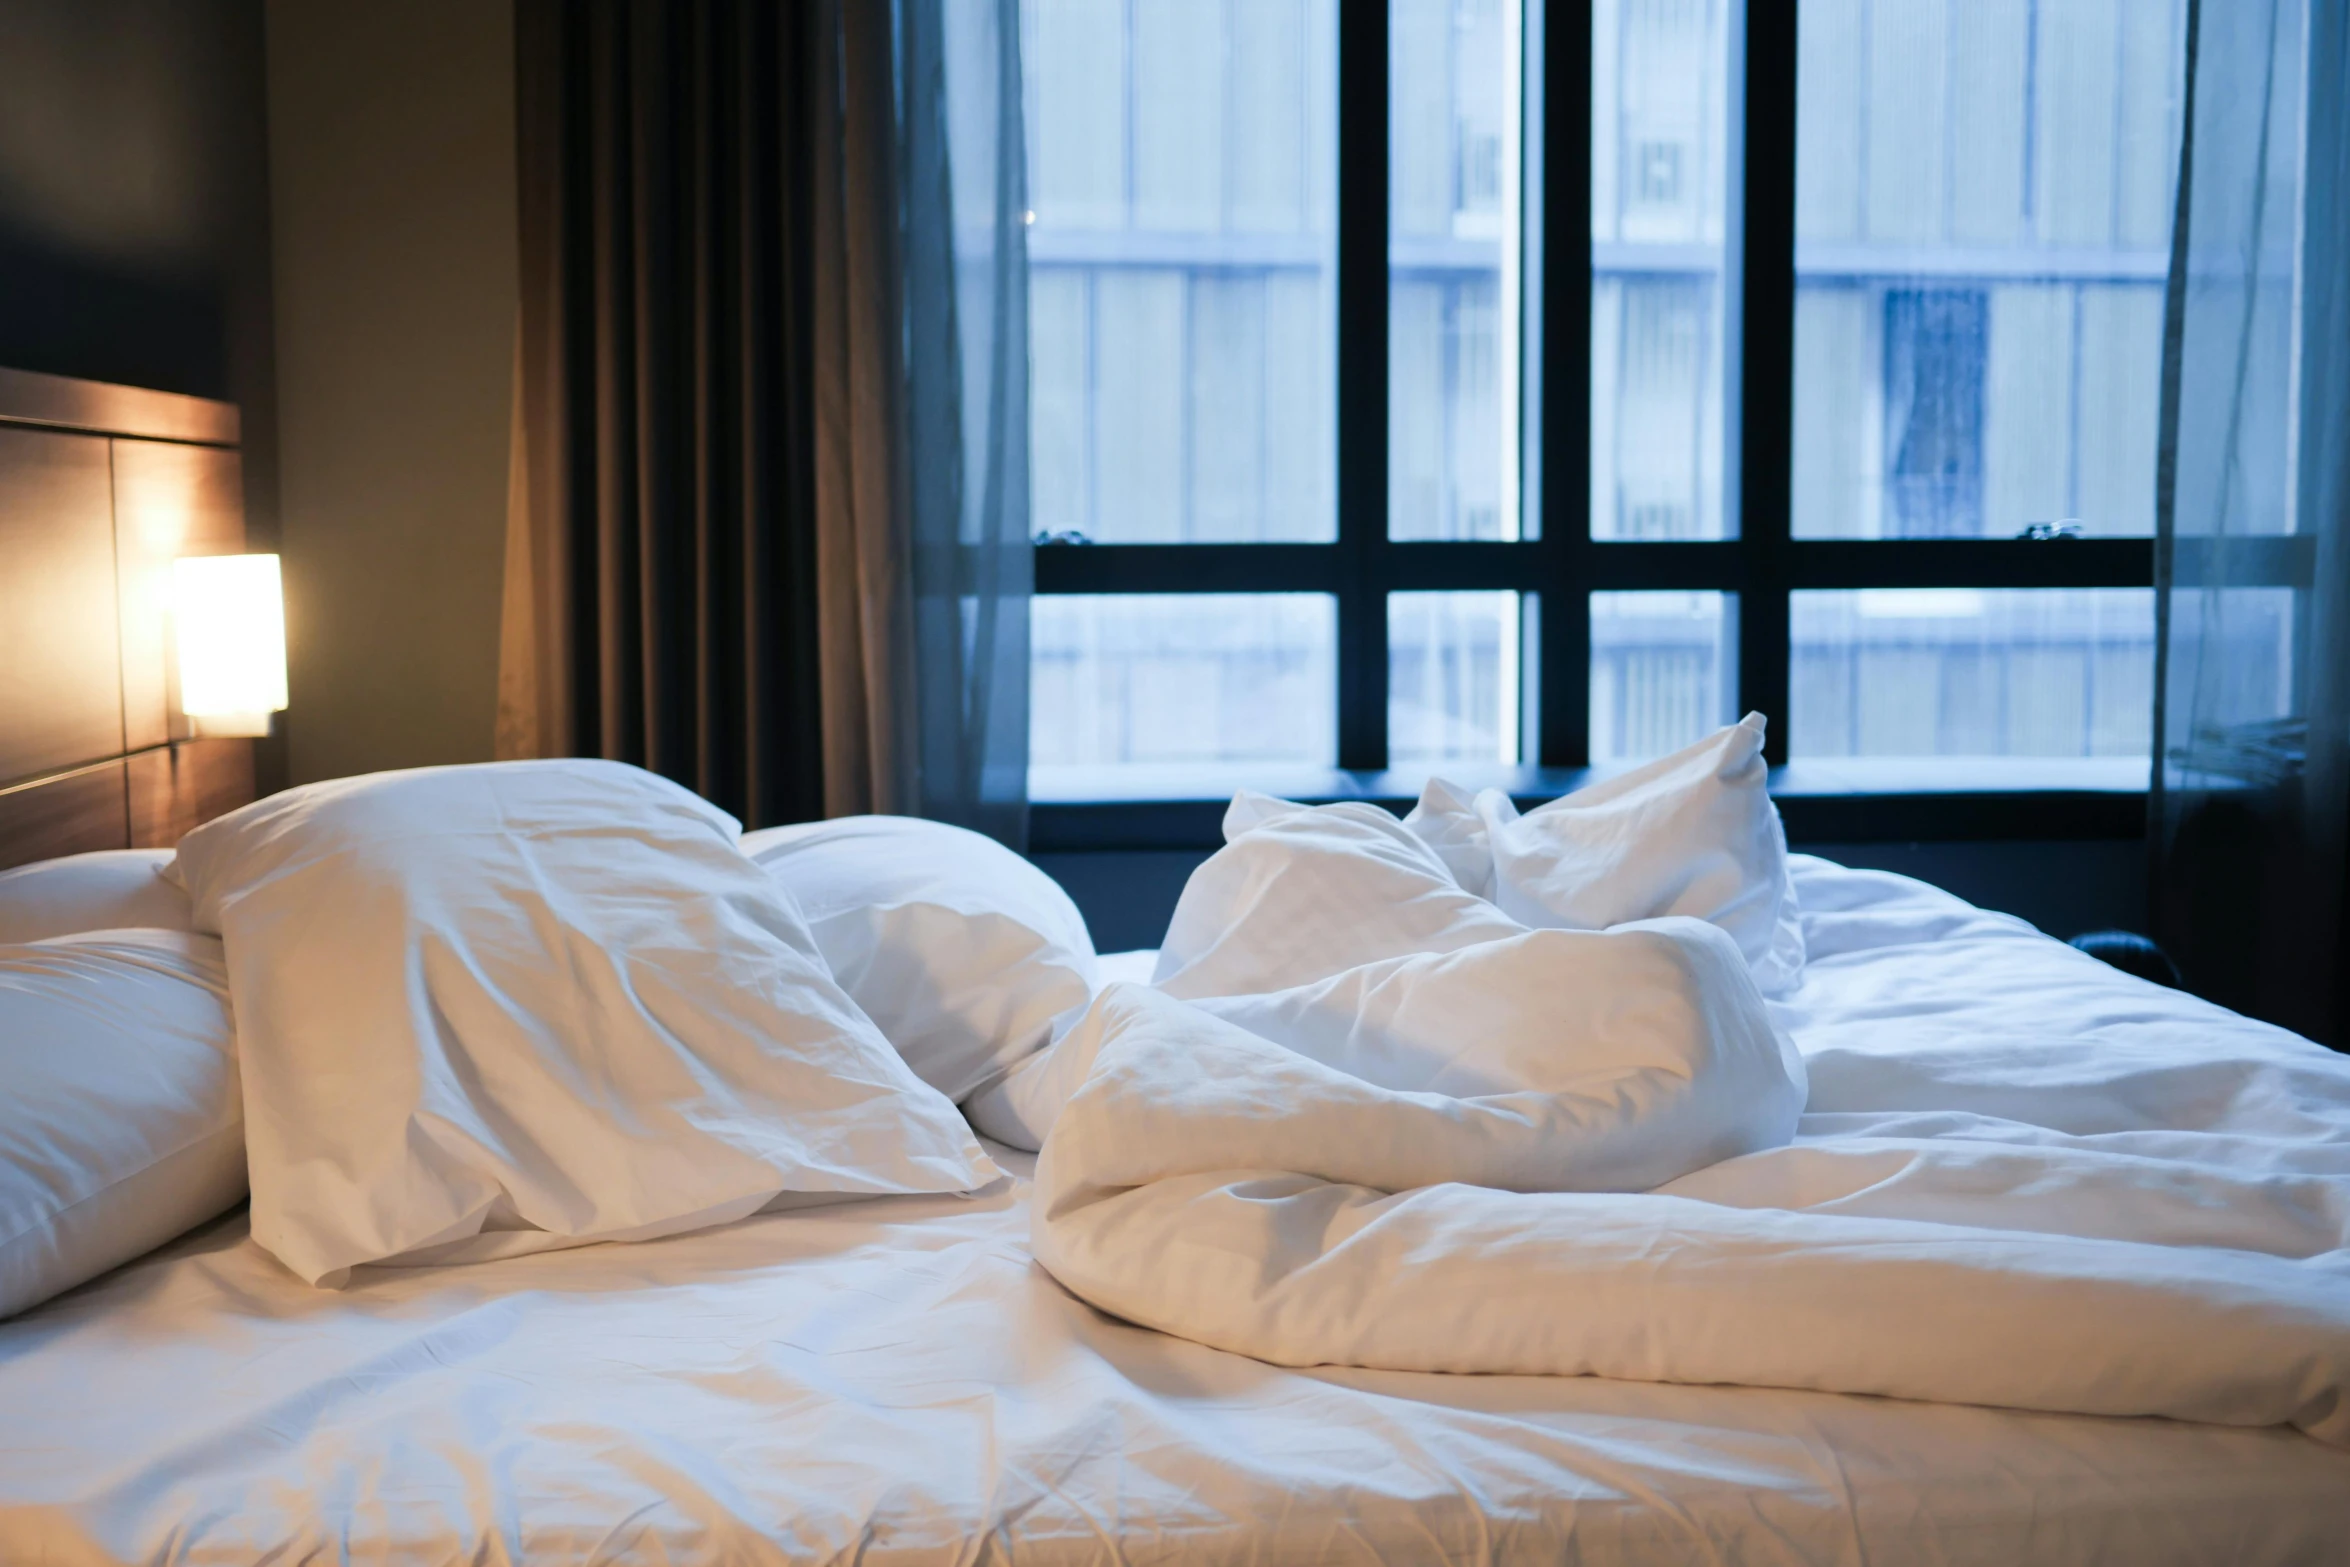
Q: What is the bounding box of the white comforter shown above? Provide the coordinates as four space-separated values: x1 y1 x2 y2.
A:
1033 856 2350 1446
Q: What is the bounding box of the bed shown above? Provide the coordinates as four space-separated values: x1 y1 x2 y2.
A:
5 854 2346 1566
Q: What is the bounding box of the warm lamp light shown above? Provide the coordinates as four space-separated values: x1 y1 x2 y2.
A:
172 554 288 738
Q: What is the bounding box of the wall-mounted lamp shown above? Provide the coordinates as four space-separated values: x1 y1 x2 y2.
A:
172 554 287 739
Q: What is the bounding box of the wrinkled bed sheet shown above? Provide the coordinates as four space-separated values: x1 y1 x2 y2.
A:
2 860 2348 1565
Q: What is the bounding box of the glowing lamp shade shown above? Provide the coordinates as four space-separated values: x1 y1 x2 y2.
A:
172 554 288 735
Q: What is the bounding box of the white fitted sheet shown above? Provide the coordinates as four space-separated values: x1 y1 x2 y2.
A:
3 860 2347 1565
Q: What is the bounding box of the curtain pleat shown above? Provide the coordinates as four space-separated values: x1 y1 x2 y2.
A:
508 0 827 827
902 0 1033 848
808 0 919 820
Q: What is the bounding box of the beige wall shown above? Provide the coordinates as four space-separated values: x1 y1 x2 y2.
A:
265 0 515 783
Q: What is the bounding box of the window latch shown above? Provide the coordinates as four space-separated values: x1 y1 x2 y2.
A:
1033 530 1093 546
2016 520 2084 541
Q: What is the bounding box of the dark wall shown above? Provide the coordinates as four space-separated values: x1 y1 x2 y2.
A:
263 0 516 786
0 0 276 452
1036 837 2150 956
1796 839 2147 941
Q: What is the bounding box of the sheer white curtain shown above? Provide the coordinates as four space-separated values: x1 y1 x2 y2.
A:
2154 0 2350 1044
898 0 1032 849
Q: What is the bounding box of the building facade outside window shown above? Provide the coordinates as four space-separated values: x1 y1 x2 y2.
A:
1026 0 2211 793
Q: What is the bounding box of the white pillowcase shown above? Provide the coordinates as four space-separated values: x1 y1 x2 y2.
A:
171 760 996 1287
1151 795 1521 1001
1402 714 1805 994
0 849 192 944
740 816 1096 1102
0 930 245 1319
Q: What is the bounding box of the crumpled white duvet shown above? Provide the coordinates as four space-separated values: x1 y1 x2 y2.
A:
1033 856 2350 1447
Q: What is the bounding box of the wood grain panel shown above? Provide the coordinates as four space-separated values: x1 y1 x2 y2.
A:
0 369 246 871
0 427 125 784
126 740 256 849
0 763 130 872
112 442 249 750
0 366 240 445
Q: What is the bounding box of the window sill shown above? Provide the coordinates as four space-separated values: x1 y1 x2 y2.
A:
1028 757 2150 852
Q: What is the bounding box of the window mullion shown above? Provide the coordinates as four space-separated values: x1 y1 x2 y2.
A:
1536 0 1594 767
1730 0 1798 764
1336 0 1389 771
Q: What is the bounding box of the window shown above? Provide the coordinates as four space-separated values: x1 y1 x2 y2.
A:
1028 0 2181 799
1879 289 1988 540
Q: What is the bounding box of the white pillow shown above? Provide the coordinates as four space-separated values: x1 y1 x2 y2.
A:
0 850 192 944
739 816 1096 1102
171 760 996 1287
1151 793 1521 1001
0 930 245 1319
1401 714 1806 994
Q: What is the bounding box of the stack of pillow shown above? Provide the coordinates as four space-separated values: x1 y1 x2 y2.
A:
0 716 1796 1317
0 762 1096 1316
0 852 238 1320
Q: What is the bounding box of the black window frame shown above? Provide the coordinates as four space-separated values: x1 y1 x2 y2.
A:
1029 0 2278 820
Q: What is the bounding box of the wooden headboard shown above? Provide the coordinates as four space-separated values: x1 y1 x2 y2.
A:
0 367 260 872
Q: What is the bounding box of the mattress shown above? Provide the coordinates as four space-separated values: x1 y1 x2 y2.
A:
3 860 2347 1565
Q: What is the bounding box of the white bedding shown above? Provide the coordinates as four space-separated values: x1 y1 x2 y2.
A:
1037 901 2350 1443
3 859 2348 1563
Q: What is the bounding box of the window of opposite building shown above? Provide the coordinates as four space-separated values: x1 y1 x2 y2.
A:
1027 0 2194 799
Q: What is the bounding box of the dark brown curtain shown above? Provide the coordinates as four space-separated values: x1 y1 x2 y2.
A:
504 0 1030 840
506 0 837 827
